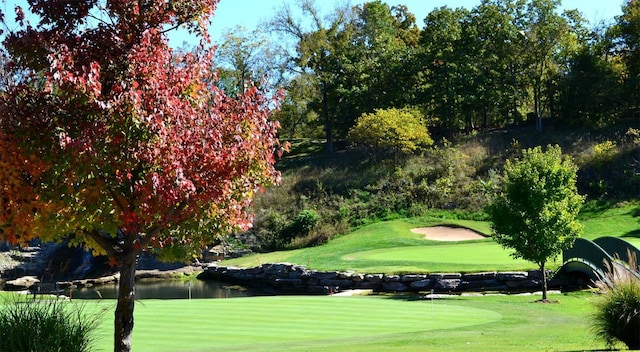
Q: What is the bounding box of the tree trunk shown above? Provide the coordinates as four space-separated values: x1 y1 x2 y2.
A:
483 108 488 128
114 253 137 352
535 71 543 132
534 87 542 131
322 82 333 154
540 262 548 301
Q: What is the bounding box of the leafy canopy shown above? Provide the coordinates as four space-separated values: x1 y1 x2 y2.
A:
348 108 433 155
0 0 283 260
487 145 584 267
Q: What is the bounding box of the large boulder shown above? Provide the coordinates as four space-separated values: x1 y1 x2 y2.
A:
433 279 461 291
381 281 409 292
4 275 40 291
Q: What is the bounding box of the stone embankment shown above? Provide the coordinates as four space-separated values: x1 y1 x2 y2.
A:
198 263 566 295
2 266 201 291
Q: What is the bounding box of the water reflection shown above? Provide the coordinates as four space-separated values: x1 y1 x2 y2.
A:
67 280 264 300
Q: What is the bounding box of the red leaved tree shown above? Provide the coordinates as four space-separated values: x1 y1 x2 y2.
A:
0 1 283 351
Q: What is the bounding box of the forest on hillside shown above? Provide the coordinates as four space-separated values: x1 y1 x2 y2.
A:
215 0 640 151
213 0 640 252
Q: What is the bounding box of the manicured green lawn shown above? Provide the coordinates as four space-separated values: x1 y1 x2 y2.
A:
223 219 540 273
83 291 611 352
0 291 621 351
2 203 637 351
344 242 535 273
223 202 640 274
580 202 640 240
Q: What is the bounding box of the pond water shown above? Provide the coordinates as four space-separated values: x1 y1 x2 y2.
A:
67 280 265 300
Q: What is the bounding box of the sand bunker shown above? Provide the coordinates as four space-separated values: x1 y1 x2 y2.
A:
410 226 486 241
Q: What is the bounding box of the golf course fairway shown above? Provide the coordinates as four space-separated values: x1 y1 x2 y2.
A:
91 296 501 351
342 241 535 272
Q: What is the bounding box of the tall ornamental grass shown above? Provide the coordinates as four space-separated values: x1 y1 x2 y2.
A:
0 298 104 352
591 252 640 350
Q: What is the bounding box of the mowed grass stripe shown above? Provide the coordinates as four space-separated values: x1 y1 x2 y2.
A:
223 219 536 273
344 242 544 272
89 296 501 351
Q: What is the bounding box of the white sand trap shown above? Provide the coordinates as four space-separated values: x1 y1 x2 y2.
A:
410 226 486 241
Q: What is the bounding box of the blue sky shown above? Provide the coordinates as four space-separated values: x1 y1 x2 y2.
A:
197 0 623 45
1 0 625 46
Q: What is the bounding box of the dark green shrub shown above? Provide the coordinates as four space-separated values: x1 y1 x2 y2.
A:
0 298 104 352
290 209 319 236
591 256 640 350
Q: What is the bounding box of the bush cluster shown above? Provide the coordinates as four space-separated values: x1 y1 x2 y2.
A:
591 256 640 350
347 108 433 156
0 298 104 352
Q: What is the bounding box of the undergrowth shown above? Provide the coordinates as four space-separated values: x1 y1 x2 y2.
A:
238 120 639 253
0 298 106 352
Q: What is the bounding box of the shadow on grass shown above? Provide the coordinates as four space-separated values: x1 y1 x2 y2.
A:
579 200 622 219
623 229 640 238
376 293 463 302
561 350 621 352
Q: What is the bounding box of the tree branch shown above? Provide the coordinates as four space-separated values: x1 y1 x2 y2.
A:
139 224 163 248
87 229 118 258
160 23 184 35
107 184 129 213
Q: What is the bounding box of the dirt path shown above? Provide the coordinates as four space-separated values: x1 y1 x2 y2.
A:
410 226 486 241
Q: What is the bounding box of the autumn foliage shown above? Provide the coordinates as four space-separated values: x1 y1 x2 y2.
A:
0 132 54 243
0 1 282 350
348 108 433 155
1 0 282 257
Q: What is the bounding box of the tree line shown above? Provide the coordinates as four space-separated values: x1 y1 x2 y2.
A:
215 0 640 152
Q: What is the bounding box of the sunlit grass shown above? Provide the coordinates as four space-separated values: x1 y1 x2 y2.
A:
223 203 640 274
223 218 536 273
343 242 535 273
580 202 640 240
83 291 607 352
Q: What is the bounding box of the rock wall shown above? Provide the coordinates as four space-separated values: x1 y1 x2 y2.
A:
3 266 201 291
197 263 568 295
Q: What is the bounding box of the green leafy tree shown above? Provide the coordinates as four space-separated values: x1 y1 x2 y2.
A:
558 48 625 127
417 1 528 131
417 0 585 132
270 0 354 153
214 26 286 96
275 72 322 139
487 145 584 301
347 108 433 155
518 0 569 130
417 5 469 131
346 1 420 115
463 0 520 128
609 0 640 115
554 9 627 127
271 1 421 151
